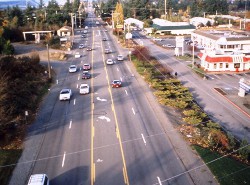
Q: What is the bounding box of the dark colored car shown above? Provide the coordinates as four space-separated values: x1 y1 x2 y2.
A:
105 49 111 54
102 37 107 41
82 71 91 79
112 80 122 88
87 47 92 51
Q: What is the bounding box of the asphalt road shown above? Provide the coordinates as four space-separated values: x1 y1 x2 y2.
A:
9 9 218 185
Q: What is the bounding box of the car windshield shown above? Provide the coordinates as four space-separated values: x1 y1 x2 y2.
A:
61 90 69 94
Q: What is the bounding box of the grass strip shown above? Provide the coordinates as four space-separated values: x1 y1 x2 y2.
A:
193 145 250 185
0 149 22 185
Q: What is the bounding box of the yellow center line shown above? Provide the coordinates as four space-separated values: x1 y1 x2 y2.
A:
91 29 95 185
100 35 130 185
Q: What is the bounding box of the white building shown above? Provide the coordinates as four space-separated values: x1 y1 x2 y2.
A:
152 18 195 35
190 17 215 27
193 29 250 72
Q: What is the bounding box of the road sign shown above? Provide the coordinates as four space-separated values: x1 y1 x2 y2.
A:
116 24 123 29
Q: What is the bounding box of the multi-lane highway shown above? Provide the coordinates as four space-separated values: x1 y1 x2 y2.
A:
9 7 218 185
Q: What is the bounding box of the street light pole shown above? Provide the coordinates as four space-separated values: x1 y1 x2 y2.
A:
47 44 51 79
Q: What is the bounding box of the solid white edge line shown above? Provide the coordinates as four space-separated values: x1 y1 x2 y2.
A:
62 152 66 167
125 90 128 95
157 176 162 185
69 120 72 129
141 134 146 145
132 108 135 115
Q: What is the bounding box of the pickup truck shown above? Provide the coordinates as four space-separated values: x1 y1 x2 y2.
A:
59 89 72 100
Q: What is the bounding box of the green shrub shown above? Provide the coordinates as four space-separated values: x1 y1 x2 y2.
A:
238 139 250 161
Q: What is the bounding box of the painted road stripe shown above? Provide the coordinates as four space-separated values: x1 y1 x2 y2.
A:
141 134 146 145
74 99 76 105
62 152 66 167
125 90 128 95
132 108 135 115
78 75 80 80
76 84 79 89
157 177 162 185
69 120 72 129
117 68 119 72
120 77 123 81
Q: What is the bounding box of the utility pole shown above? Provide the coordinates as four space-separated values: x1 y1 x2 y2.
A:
165 0 167 19
47 44 51 79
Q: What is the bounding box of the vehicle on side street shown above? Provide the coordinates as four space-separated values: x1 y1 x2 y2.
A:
117 55 124 61
102 37 107 41
82 71 91 79
79 84 90 94
112 80 122 88
106 59 114 65
59 89 72 101
105 49 111 54
83 63 91 70
27 174 49 185
69 65 77 73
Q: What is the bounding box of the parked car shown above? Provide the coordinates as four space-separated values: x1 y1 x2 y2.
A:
102 37 107 41
112 80 122 88
79 84 90 94
82 71 91 79
106 59 114 65
105 49 111 54
83 63 91 70
59 89 72 101
117 55 124 61
69 65 77 73
27 174 49 185
81 34 87 38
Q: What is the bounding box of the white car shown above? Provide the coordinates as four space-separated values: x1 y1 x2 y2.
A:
59 89 72 101
117 55 124 61
79 84 90 94
75 52 81 58
27 174 49 185
106 59 114 65
69 65 77 73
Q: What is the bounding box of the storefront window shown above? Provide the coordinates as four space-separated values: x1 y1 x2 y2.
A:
220 63 223 68
226 63 229 68
214 63 217 69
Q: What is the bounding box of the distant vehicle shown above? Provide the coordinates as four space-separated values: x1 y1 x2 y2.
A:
105 49 111 54
79 84 90 94
27 174 49 185
96 21 99 25
83 30 87 34
164 44 175 48
85 26 88 29
69 65 77 73
112 80 122 88
75 52 81 58
82 71 91 79
117 55 124 61
81 34 87 38
59 89 72 101
86 47 92 51
83 63 91 70
79 44 85 49
102 37 107 41
106 59 114 65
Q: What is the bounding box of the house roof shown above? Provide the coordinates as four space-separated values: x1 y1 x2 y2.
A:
58 26 72 31
152 24 195 31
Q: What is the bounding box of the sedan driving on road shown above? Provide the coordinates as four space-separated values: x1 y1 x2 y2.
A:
106 59 114 65
105 49 111 54
82 71 91 79
117 55 124 61
79 84 90 94
59 89 72 101
112 80 122 88
83 63 91 70
69 65 77 73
